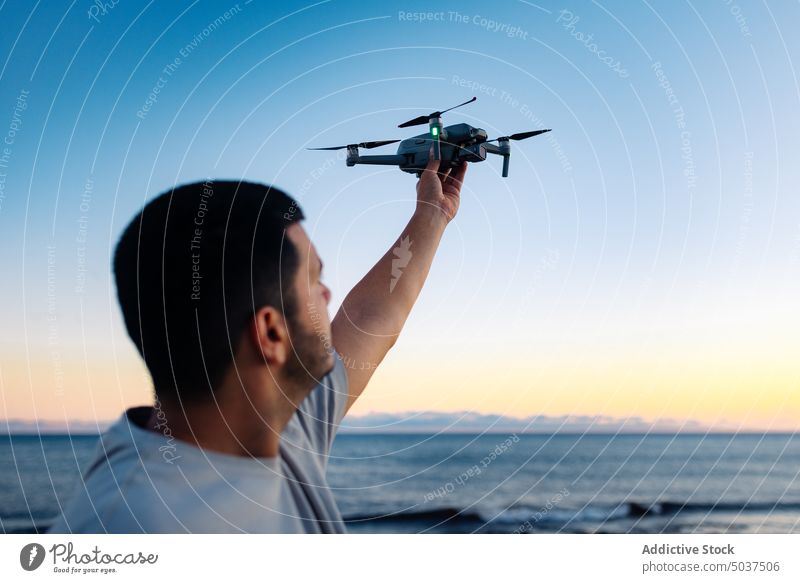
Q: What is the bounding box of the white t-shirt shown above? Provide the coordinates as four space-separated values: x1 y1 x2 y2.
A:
48 352 350 533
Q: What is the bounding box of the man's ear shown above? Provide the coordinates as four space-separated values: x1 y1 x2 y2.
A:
250 305 290 365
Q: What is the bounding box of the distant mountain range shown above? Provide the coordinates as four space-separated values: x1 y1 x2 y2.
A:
338 411 720 433
2 412 735 434
2 419 112 434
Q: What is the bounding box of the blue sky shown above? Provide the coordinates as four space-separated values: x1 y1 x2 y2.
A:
1 1 798 428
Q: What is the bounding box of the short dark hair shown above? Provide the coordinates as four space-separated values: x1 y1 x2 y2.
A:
114 180 305 402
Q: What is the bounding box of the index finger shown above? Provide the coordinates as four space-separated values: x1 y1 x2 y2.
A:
445 161 467 187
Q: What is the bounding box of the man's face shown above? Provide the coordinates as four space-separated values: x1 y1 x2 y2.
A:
282 223 334 385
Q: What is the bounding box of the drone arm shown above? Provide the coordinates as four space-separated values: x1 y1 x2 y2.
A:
483 142 511 177
482 143 503 155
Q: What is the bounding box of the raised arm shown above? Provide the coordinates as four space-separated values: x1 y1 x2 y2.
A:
331 155 468 413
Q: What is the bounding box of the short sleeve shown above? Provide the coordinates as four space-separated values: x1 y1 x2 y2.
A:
293 350 350 457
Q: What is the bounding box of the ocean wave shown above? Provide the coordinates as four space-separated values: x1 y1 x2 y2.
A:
343 500 800 529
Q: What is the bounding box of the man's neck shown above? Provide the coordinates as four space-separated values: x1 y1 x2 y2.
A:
146 392 299 459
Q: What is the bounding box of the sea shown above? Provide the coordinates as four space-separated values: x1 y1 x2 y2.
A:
1 432 798 534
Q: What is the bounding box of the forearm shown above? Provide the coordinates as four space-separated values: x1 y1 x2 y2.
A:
332 158 465 412
338 207 448 343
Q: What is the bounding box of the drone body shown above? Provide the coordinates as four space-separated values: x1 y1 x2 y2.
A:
309 97 550 178
347 123 491 176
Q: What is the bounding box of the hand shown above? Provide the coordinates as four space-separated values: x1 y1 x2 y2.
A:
415 148 467 223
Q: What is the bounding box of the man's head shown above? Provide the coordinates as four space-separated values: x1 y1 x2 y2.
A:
114 180 334 410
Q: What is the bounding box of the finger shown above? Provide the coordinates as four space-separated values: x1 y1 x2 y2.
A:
444 161 467 190
422 145 441 178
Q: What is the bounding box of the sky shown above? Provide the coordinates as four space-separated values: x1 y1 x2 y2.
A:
0 0 798 431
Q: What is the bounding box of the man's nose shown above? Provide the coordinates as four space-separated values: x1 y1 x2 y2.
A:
322 284 331 305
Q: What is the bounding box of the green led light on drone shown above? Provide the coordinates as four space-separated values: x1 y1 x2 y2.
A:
431 126 439 137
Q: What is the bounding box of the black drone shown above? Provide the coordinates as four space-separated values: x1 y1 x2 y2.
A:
308 97 551 178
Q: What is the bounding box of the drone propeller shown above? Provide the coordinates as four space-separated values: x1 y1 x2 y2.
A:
397 96 477 128
487 129 551 142
485 129 552 177
307 139 400 151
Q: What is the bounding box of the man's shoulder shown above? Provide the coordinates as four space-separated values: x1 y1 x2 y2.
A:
47 459 159 533
51 426 300 533
291 350 350 455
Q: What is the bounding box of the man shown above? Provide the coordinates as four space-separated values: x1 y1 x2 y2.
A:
48 154 467 533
